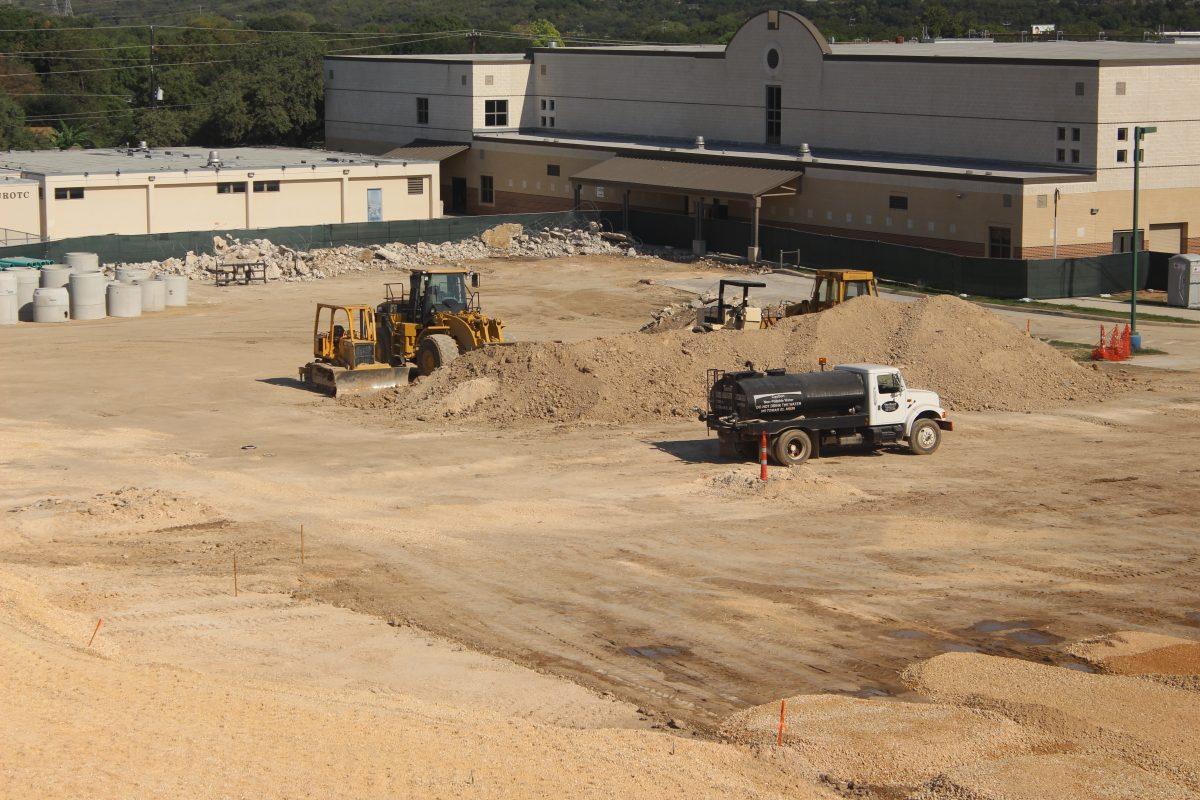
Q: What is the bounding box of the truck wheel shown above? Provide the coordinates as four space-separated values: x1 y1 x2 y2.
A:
908 419 941 455
772 430 812 466
416 334 460 376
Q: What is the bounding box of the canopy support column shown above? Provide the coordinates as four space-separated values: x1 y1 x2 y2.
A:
748 196 762 263
693 196 707 257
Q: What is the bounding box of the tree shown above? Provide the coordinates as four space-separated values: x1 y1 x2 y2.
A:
50 122 92 149
525 19 564 47
920 3 954 37
0 94 39 149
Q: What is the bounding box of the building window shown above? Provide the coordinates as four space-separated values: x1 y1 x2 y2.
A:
1056 148 1066 162
767 9 780 29
407 177 423 195
416 97 429 125
54 187 84 200
1071 127 1081 141
1116 81 1126 96
1117 127 1128 141
484 99 508 127
888 195 908 211
1056 127 1066 141
1002 194 1012 208
253 180 280 193
767 48 780 69
1075 81 1085 96
217 182 246 194
1037 194 1048 208
327 69 334 80
480 175 494 204
539 64 547 76
484 75 494 86
988 226 1012 258
547 164 560 176
461 74 467 86
765 85 781 145
1070 149 1080 163
1117 149 1128 163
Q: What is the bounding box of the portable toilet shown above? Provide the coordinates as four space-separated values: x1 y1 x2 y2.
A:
1167 254 1200 309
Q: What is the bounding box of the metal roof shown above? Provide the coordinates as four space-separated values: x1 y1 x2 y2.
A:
381 142 469 161
0 146 434 178
570 156 801 198
828 39 1200 64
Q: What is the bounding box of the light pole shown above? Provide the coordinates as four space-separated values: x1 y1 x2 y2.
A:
1130 125 1156 349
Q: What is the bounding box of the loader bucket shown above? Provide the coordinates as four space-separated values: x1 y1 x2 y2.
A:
301 363 411 397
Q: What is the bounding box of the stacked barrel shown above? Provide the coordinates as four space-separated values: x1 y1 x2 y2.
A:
0 252 189 325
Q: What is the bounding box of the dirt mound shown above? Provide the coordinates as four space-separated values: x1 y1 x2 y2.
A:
700 464 869 505
6 487 220 537
1069 631 1200 679
349 296 1116 427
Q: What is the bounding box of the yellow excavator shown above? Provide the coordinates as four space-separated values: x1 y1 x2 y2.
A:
375 267 505 375
298 303 411 396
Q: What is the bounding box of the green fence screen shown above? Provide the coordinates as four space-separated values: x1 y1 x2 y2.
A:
0 210 622 267
628 209 1150 299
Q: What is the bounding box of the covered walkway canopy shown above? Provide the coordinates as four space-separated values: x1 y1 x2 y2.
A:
569 156 801 259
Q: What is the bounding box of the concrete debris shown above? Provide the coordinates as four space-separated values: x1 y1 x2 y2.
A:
105 224 668 284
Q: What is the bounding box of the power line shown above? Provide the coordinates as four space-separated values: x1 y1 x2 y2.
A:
24 100 207 119
0 32 421 57
0 56 231 77
323 32 474 54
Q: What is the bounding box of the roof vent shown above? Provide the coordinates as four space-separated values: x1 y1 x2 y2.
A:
694 135 705 150
798 142 812 160
206 150 222 169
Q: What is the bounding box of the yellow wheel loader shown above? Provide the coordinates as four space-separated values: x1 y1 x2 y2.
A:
299 304 412 396
376 267 505 376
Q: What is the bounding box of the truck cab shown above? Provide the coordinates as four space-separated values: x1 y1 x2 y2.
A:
833 364 946 433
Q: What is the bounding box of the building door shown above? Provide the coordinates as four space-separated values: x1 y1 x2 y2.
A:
1148 223 1185 254
366 188 382 222
987 226 1012 258
1112 229 1145 253
450 177 467 213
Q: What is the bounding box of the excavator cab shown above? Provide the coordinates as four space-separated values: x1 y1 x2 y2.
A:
804 269 878 313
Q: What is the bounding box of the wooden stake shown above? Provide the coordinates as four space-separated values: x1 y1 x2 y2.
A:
87 617 103 647
300 524 305 565
776 699 787 746
233 555 239 597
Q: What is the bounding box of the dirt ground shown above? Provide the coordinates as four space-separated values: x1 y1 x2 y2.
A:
2 254 1199 799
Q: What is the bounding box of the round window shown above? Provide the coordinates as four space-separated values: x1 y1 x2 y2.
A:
767 48 780 69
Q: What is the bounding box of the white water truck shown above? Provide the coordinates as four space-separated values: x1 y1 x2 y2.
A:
700 363 953 465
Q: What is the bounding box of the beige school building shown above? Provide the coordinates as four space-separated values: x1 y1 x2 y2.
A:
0 146 441 241
326 10 1200 260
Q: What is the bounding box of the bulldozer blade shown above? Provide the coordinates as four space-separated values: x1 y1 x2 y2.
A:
301 363 411 397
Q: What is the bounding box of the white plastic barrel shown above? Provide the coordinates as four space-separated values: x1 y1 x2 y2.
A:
164 274 188 307
106 281 142 318
0 289 17 325
68 271 107 320
33 287 70 323
0 271 16 294
136 278 166 312
116 266 150 283
40 265 73 289
65 252 100 273
10 267 39 321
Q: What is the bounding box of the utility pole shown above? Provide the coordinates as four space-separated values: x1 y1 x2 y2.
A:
149 25 157 109
1130 125 1156 349
467 30 481 54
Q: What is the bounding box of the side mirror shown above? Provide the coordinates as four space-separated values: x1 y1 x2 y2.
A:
471 272 479 289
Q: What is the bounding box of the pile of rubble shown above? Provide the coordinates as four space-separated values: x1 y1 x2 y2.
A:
105 223 656 283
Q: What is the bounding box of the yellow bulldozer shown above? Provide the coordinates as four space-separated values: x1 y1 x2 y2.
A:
299 267 505 396
298 303 412 396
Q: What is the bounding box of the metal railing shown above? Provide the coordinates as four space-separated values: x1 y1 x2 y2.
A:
0 228 43 247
